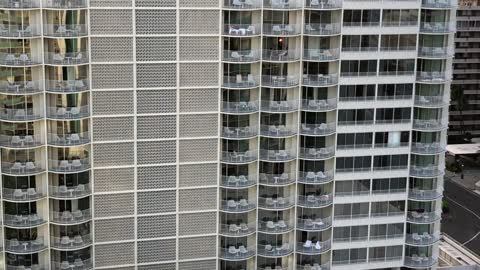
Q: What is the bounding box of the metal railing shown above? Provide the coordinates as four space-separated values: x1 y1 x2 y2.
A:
332 258 367 265
258 196 295 209
2 187 46 201
335 167 371 174
422 0 456 8
303 48 340 61
297 194 333 207
48 158 91 173
296 239 331 254
221 126 258 138
297 263 330 270
296 216 332 231
51 259 93 270
3 213 45 227
414 95 447 107
46 105 90 119
222 101 258 113
305 0 342 8
416 71 451 82
220 199 256 212
261 100 299 112
343 21 380 27
260 125 297 137
408 188 442 200
299 146 335 160
1 161 44 175
223 0 262 9
337 120 374 126
5 237 46 253
45 52 89 65
0 52 40 66
301 98 337 111
404 256 437 267
418 46 455 58
49 184 92 199
405 232 440 245
257 243 293 256
411 142 446 154
407 210 441 223
0 0 40 8
413 118 448 130
369 233 404 241
259 172 295 185
259 149 296 161
382 20 418 27
47 132 90 146
410 165 444 177
298 170 334 184
372 165 408 171
420 22 456 33
332 236 368 242
0 108 43 121
219 245 256 260
378 70 415 76
0 80 43 94
221 175 257 187
342 46 378 52
380 46 417 51
263 0 304 8
263 24 301 35
223 24 261 36
50 234 92 250
221 150 257 163
43 24 88 37
258 219 294 233
337 143 372 150
223 49 260 62
0 24 40 37
222 74 259 88
44 0 88 8
0 134 43 148
219 221 256 236
262 75 299 87
341 71 377 77
262 49 301 61
333 213 369 220
300 122 336 135
302 74 338 86
50 209 92 224
45 79 89 93
304 23 341 35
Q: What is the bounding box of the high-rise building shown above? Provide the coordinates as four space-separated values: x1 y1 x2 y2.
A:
0 0 454 269
450 0 480 142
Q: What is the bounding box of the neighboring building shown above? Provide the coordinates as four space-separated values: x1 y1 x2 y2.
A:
0 0 454 269
450 0 480 142
438 234 480 269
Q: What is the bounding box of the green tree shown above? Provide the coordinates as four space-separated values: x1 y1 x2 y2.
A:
451 85 469 141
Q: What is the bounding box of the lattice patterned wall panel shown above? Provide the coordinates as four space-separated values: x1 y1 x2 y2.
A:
138 264 176 270
95 242 135 267
137 214 176 239
136 64 176 88
95 217 135 242
94 193 135 217
92 91 134 116
137 141 176 165
179 37 218 61
101 267 135 270
136 37 176 62
179 0 219 7
179 139 217 162
179 260 217 270
179 114 218 137
179 10 219 34
179 163 217 187
138 239 176 263
91 64 134 89
135 10 176 35
179 188 217 212
94 167 134 192
179 212 217 236
135 0 176 7
91 37 133 62
137 190 176 214
179 63 219 87
90 0 132 7
136 89 176 114
93 142 134 166
137 115 176 139
92 117 134 142
137 165 176 190
179 88 218 112
178 236 217 260
90 9 133 35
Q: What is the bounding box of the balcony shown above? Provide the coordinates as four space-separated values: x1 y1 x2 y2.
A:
221 175 257 188
1 161 44 175
304 23 341 35
407 210 441 223
416 71 451 82
224 24 260 36
219 245 256 260
382 21 418 28
0 80 43 95
51 234 92 250
260 125 297 137
413 119 448 131
261 100 299 112
263 0 303 9
222 101 259 114
303 48 340 61
257 243 293 257
7 265 47 270
220 222 255 236
410 165 444 177
259 172 295 185
408 188 442 201
2 187 46 201
221 150 257 164
0 0 40 8
222 126 258 138
338 120 374 127
422 0 456 8
404 256 437 268
45 52 89 65
296 216 332 231
5 237 46 253
223 74 259 88
0 134 43 148
223 50 260 62
375 119 411 125
220 199 256 212
47 132 90 146
296 239 331 254
301 98 336 112
49 184 91 199
259 149 296 161
43 24 88 37
414 95 448 107
258 195 295 209
420 22 455 33
258 219 294 233
262 49 301 62
0 108 43 121
300 122 336 136
46 80 89 93
51 259 93 270
262 75 299 87
263 24 301 36
299 146 335 160
48 158 90 173
297 194 333 207
0 53 40 67
0 25 40 37
411 142 446 154
418 46 454 58
44 0 88 8
305 0 341 8
3 213 45 227
297 263 330 270
302 74 338 87
298 170 333 184
48 104 85 122
223 0 262 9
406 232 440 246
50 209 92 224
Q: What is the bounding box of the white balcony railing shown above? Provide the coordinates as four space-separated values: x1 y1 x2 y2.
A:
219 221 256 236
258 196 295 209
414 95 447 107
422 0 456 8
420 22 456 33
297 263 330 270
224 24 260 36
220 199 256 212
223 0 262 9
260 124 297 137
404 256 437 267
5 237 46 253
257 243 293 256
417 71 451 82
51 259 93 270
305 0 342 8
405 232 440 245
222 100 258 113
263 0 303 9
219 245 256 260
413 118 448 130
411 142 446 154
223 74 259 88
262 49 301 61
408 188 443 200
418 46 455 58
259 172 295 185
410 165 444 177
0 0 40 8
44 0 88 8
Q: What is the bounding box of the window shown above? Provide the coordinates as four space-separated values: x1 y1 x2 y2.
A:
337 133 373 148
377 84 413 99
373 154 408 169
336 156 372 172
372 178 407 193
339 85 375 101
375 108 411 123
338 109 374 124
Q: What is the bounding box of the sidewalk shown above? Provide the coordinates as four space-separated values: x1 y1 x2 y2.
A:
446 170 480 193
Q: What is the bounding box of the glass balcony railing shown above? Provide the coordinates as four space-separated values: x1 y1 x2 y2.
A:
296 216 332 231
259 149 296 161
0 134 43 148
222 101 259 113
47 132 90 146
0 80 43 94
297 263 330 270
220 199 256 212
260 124 297 137
420 22 456 33
1 161 44 175
46 105 90 119
404 256 437 268
51 259 93 270
219 221 256 236
3 213 45 227
0 0 40 8
221 174 257 187
0 53 40 66
5 237 46 253
422 0 456 8
0 108 43 121
407 210 441 223
305 0 342 8
50 209 92 224
262 75 299 87
0 25 40 37
258 196 295 209
43 24 88 37
48 158 90 172
221 150 257 163
261 100 299 112
263 24 301 35
414 95 447 107
50 234 92 250
224 24 260 36
223 74 259 88
262 49 301 61
300 122 336 136
258 219 294 233
297 194 333 207
416 71 451 82
263 0 303 8
45 52 89 65
223 50 260 62
408 188 443 200
304 23 341 35
2 187 46 201
299 146 335 160
44 0 88 8
219 245 256 260
7 265 47 270
411 142 446 154
418 46 454 58
298 170 334 184
381 21 418 27
303 48 340 61
257 243 293 257
413 119 448 130
296 239 331 254
405 232 440 246
259 172 295 185
223 0 262 9
222 126 258 138
46 80 89 93
302 74 338 87
301 98 337 111
49 184 91 199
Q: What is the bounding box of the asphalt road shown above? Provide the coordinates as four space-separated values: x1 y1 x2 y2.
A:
441 179 480 255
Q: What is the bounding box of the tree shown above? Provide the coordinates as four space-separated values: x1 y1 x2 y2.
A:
451 85 469 142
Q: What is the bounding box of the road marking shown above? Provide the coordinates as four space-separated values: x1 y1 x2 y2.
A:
445 195 480 220
464 231 480 245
